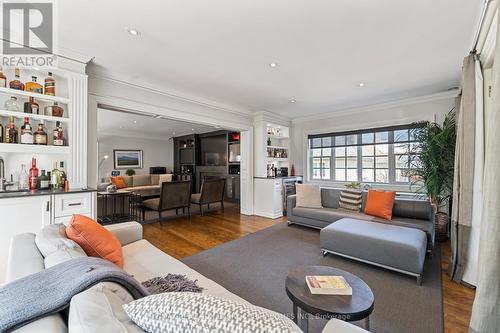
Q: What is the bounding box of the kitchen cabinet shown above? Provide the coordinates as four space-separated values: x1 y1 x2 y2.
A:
0 191 96 283
253 178 283 219
0 196 51 283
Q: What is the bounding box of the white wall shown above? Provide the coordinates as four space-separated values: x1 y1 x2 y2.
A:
98 136 173 181
290 91 458 190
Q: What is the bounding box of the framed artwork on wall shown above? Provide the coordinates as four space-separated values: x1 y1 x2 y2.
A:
113 150 143 169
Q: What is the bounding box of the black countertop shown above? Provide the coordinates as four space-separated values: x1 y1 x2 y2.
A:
0 187 97 199
254 175 303 180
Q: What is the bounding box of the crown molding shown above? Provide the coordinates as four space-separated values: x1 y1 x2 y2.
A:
292 90 459 124
87 67 253 119
253 110 292 126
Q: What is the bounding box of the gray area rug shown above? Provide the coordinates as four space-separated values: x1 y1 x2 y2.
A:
182 222 443 333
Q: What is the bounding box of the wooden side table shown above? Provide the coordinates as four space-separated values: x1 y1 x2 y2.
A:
285 265 374 332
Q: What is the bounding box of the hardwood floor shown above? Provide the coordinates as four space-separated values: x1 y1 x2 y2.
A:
441 242 476 333
142 203 476 332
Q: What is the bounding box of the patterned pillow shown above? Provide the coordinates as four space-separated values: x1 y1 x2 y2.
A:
123 292 302 333
339 189 363 212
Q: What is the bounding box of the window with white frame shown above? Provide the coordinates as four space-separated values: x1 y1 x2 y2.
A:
309 125 422 184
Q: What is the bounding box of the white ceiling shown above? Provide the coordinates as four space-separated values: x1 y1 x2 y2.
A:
97 109 219 141
59 0 482 118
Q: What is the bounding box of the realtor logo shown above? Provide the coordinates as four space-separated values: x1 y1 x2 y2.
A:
2 2 53 54
1 1 56 67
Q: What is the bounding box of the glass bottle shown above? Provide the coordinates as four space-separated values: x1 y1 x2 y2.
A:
20 117 33 144
9 68 24 90
51 161 60 189
34 122 48 145
19 164 29 190
53 122 65 146
0 65 6 87
44 72 55 96
29 158 39 190
7 116 18 143
24 97 39 114
38 170 50 190
24 76 43 94
51 102 64 117
0 123 3 143
4 96 20 111
59 161 66 189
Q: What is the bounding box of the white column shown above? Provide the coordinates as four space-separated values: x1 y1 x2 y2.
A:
68 74 88 188
240 129 254 215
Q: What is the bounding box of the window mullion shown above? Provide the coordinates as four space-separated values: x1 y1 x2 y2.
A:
388 131 396 183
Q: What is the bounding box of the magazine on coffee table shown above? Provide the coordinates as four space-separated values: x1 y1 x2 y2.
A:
305 275 352 295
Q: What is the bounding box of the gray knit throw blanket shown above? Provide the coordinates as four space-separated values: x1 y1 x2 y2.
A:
0 257 149 333
142 274 204 294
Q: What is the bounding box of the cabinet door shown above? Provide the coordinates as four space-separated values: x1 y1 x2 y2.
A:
0 196 51 283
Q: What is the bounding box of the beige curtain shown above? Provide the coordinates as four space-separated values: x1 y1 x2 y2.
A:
448 54 476 281
469 8 500 332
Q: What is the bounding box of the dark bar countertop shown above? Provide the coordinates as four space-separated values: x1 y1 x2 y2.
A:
0 187 97 199
254 175 303 179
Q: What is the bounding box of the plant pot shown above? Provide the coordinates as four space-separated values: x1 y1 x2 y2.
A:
435 212 449 242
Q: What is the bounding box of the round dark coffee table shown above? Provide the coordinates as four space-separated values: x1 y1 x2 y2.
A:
285 266 374 332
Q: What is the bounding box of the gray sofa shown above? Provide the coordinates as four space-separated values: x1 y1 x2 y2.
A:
287 188 435 251
6 222 369 333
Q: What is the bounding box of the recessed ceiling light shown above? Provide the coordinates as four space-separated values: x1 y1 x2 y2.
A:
133 120 137 123
290 99 296 103
119 126 123 129
173 132 176 135
127 29 140 36
191 128 195 131
215 125 221 129
269 63 278 68
358 82 365 87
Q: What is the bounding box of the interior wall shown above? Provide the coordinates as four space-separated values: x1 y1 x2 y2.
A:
97 136 173 181
290 92 457 190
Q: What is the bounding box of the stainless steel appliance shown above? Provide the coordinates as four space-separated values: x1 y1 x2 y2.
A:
282 176 302 215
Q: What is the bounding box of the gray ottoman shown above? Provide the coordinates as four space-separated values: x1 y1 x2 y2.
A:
320 218 427 284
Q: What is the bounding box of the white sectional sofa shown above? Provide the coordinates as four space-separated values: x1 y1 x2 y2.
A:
6 222 368 333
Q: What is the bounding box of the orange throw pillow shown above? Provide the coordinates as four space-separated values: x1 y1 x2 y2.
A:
110 176 126 189
66 214 124 267
364 190 396 220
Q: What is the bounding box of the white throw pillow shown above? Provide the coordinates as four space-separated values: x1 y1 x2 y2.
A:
295 184 322 208
123 292 302 333
69 282 143 333
159 174 173 185
35 223 85 257
44 246 87 268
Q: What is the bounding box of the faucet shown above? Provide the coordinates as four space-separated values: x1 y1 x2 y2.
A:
0 157 14 192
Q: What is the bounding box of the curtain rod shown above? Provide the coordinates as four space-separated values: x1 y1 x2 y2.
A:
471 0 494 53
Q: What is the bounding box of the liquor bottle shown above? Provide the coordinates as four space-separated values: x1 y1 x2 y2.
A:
51 161 60 189
19 164 28 190
38 170 50 190
34 122 48 145
9 68 24 90
20 117 34 144
267 137 271 146
24 97 39 114
53 122 65 146
0 65 6 87
44 72 55 96
4 96 20 111
25 76 43 94
59 161 67 189
51 102 64 117
7 117 18 143
29 158 39 190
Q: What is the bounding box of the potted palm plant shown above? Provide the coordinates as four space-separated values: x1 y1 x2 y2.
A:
408 109 456 242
